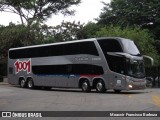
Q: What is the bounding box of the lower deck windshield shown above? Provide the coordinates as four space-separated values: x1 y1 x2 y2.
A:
107 55 145 78
127 60 145 78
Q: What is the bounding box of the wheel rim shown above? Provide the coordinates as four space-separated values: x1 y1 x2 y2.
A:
96 82 103 91
28 80 33 88
82 82 88 91
20 80 25 87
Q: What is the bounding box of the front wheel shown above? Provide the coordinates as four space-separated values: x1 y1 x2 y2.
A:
27 78 34 89
81 80 91 92
96 80 106 93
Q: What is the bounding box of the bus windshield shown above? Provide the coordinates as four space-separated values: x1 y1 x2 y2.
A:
127 60 145 78
121 39 141 56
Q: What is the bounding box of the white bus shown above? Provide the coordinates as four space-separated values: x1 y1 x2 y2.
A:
8 37 146 93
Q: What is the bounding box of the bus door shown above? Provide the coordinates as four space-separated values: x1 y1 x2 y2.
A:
106 53 127 89
109 57 127 89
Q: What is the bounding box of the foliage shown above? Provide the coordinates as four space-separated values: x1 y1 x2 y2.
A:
98 0 160 39
0 23 42 63
0 0 81 26
52 21 84 42
34 21 85 43
82 22 102 39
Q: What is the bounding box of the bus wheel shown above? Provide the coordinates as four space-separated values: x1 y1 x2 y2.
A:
81 80 91 92
96 80 106 93
114 90 121 93
27 78 34 89
20 79 27 88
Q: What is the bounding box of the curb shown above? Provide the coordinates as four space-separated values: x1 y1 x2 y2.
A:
0 82 8 85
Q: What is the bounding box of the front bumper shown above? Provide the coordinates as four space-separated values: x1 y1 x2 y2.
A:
127 81 146 90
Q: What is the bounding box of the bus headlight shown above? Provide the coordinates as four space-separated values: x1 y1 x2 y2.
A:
128 84 133 88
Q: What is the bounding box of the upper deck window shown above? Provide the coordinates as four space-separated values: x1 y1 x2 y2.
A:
98 39 123 53
9 41 99 59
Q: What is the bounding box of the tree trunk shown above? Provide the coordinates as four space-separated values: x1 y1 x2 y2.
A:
17 6 24 25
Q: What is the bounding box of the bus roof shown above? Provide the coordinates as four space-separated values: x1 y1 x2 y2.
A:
9 37 127 51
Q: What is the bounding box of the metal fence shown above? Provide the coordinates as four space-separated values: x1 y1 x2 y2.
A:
145 66 160 87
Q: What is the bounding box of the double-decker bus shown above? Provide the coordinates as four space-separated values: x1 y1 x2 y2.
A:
8 37 146 93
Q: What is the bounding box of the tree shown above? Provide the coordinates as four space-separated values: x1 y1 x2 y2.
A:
82 22 102 38
0 0 81 26
0 23 42 64
98 0 160 39
51 21 84 42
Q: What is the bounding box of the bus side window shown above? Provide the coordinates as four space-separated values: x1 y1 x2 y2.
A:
67 65 72 74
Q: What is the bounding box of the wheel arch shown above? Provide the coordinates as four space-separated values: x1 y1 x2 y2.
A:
18 76 25 85
78 77 90 88
26 76 35 89
92 77 105 89
26 76 34 83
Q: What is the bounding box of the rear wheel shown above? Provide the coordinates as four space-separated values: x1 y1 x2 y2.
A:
81 80 91 92
96 80 106 93
27 78 34 89
20 79 27 88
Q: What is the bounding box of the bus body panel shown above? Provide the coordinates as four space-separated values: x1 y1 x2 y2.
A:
8 37 146 91
8 55 108 88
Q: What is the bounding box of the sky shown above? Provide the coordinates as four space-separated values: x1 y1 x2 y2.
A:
0 0 111 26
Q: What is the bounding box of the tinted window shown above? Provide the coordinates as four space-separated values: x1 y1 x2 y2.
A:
106 55 127 75
98 39 123 53
9 41 99 59
71 64 104 74
121 39 141 56
98 39 126 74
32 65 67 75
32 64 104 75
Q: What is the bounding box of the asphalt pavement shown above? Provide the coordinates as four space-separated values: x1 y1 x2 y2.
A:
0 83 160 120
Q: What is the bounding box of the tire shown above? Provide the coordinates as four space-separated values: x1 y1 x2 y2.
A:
20 79 27 88
27 78 35 89
114 90 121 93
81 80 91 92
96 80 106 93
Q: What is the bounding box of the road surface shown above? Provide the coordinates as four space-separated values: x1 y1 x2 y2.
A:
0 84 160 120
